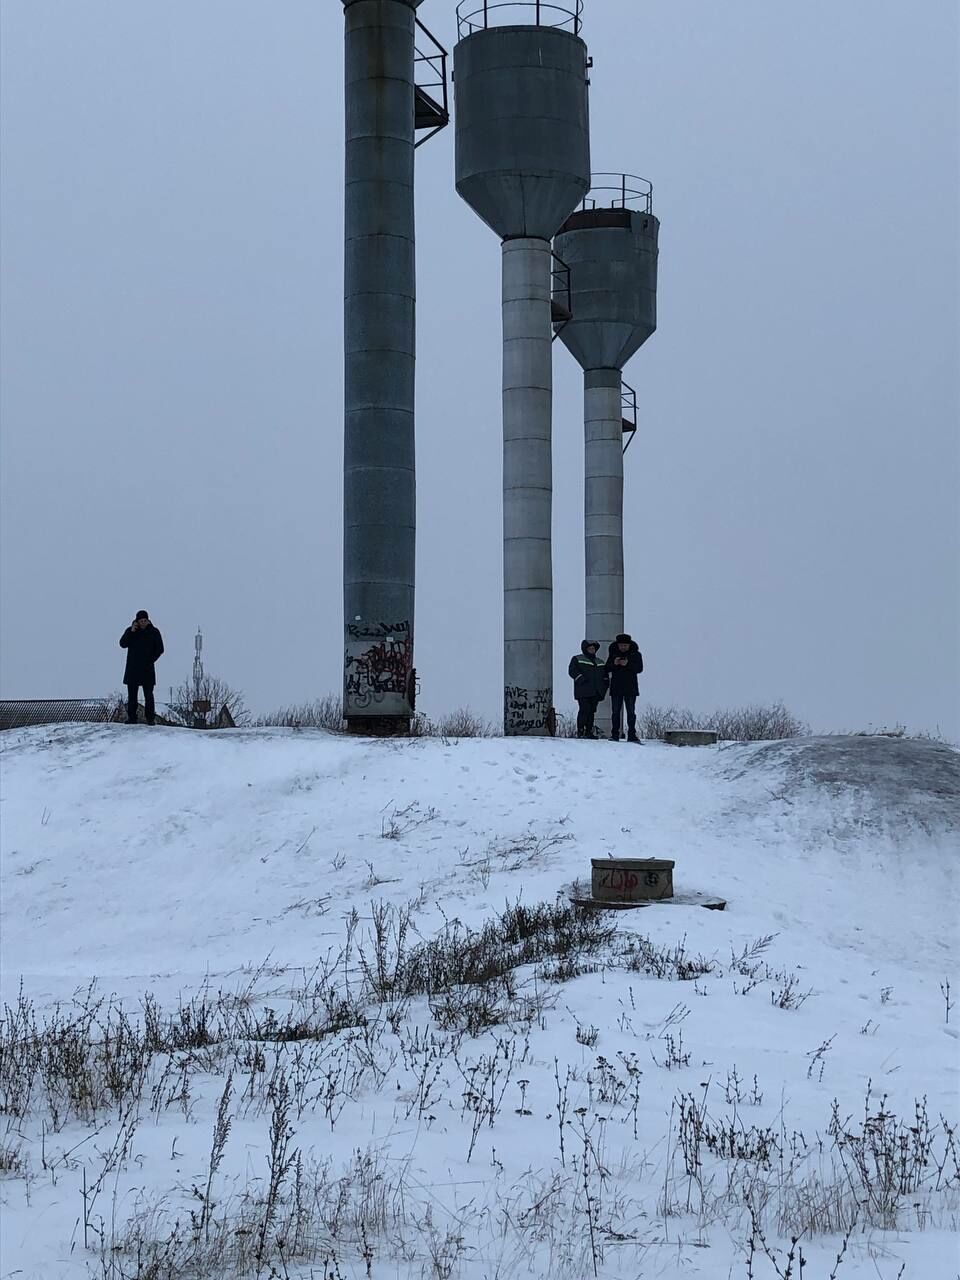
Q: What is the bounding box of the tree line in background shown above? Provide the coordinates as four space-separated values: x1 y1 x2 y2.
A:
113 666 943 742
109 674 950 741
113 659 807 740
106 675 250 728
250 696 808 741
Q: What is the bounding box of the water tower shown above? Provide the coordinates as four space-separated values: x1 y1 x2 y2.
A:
553 174 660 733
342 0 448 734
454 0 590 736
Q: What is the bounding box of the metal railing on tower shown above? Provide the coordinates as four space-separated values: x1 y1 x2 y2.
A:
414 20 450 146
456 0 583 37
578 173 654 215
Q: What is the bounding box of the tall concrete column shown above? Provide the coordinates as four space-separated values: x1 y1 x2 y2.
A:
584 368 624 735
554 184 660 737
453 15 591 736
502 237 554 735
343 0 419 730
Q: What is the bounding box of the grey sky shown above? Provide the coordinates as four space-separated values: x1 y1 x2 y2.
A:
1 0 958 736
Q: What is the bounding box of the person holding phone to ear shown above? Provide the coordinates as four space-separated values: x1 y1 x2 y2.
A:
119 610 164 725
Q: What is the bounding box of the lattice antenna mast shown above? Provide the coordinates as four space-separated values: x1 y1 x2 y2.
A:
193 627 204 724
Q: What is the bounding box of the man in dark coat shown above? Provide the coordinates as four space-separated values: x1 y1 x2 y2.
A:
120 610 164 725
568 640 608 739
605 633 644 742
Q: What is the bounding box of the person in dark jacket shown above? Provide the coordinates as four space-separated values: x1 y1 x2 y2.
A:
120 610 164 725
568 640 608 739
605 633 644 742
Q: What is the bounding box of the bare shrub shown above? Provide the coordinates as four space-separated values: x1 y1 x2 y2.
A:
652 1030 691 1070
620 934 717 982
406 711 435 737
249 697 808 740
0 1139 27 1177
253 695 345 732
745 1207 857 1279
480 829 574 873
406 707 498 737
770 971 813 1011
554 713 579 739
826 1090 958 1231
379 800 438 840
97 1142 415 1278
640 701 806 742
0 991 151 1129
358 898 615 1014
668 1082 960 1241
0 974 378 1133
712 701 806 741
166 675 249 728
640 704 701 739
199 1075 233 1242
430 983 518 1037
434 707 497 738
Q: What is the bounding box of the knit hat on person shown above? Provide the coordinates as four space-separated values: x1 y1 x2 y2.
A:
615 633 632 644
136 610 149 620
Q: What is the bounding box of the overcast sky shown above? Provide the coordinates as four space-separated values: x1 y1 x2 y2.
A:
1 0 958 736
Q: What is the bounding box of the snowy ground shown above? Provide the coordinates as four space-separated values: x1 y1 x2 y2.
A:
1 724 957 1279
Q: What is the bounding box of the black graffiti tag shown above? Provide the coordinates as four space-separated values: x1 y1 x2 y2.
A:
504 685 551 732
346 620 411 641
344 620 413 708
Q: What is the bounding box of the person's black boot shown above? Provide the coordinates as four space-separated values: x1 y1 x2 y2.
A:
628 734 641 744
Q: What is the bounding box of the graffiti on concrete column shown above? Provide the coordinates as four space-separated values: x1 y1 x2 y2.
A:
504 685 551 734
345 620 413 715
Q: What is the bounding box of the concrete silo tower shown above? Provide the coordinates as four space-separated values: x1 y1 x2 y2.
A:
342 1 448 734
553 174 659 734
454 1 591 736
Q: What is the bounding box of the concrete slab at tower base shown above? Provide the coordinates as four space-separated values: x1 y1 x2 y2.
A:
570 890 727 912
663 729 719 747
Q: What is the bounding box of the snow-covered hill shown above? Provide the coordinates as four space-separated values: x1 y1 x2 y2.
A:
1 725 957 1279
